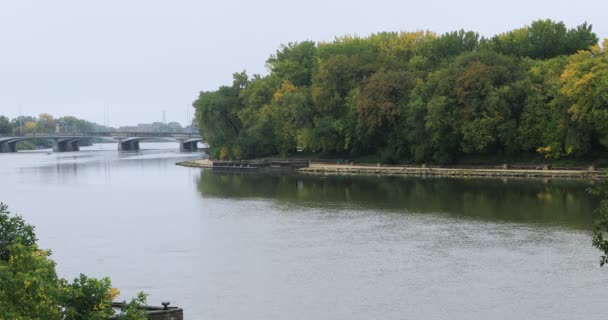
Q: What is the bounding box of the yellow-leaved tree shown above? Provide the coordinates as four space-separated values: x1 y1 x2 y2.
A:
561 39 608 147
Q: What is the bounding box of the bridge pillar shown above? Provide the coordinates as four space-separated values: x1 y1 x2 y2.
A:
0 139 18 153
52 139 60 152
52 139 80 152
118 139 140 151
67 139 80 152
179 140 199 152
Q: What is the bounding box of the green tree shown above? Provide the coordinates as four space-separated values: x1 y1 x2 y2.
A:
516 56 592 159
266 41 317 87
194 21 605 163
0 243 63 319
37 113 57 133
490 19 598 59
193 72 247 157
352 69 415 156
62 274 116 320
0 204 146 320
0 203 37 261
403 80 433 162
591 179 608 266
268 81 310 156
0 204 62 319
414 51 523 161
115 292 148 320
561 39 608 149
565 22 598 53
10 116 35 135
0 116 11 134
58 116 95 133
430 29 480 64
453 52 523 154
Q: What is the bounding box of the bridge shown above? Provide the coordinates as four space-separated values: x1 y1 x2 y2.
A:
0 132 203 153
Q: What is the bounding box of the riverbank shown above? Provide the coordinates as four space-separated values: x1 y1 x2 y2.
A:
176 159 605 179
299 163 604 179
176 159 213 168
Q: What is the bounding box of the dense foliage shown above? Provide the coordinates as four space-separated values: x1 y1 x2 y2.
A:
0 203 147 320
0 113 110 135
194 20 605 163
592 179 608 266
0 116 10 135
0 113 115 150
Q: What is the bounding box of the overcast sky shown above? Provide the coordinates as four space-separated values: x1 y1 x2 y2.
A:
1 0 606 127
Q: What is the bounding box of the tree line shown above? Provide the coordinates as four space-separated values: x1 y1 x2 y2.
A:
0 113 114 150
0 113 110 136
193 19 607 163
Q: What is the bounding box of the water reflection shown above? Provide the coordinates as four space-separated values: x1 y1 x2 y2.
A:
197 170 598 229
2 147 605 319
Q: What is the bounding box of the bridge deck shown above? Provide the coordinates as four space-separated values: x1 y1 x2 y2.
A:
0 132 203 153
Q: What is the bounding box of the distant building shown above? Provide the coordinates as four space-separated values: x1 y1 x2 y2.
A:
118 122 186 133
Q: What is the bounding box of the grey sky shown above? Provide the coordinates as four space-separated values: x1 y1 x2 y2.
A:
1 0 606 127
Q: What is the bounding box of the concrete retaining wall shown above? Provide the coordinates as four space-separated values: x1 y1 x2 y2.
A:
176 159 606 180
146 309 183 320
110 303 183 320
296 166 605 180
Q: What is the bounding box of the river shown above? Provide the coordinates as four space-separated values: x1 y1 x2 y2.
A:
0 143 605 320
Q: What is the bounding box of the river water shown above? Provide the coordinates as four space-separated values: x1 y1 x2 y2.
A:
0 143 606 320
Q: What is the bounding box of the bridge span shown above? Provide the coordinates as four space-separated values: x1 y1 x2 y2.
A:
0 132 203 153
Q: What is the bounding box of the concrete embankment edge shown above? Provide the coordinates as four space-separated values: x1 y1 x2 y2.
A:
176 160 605 180
296 167 604 179
175 160 213 168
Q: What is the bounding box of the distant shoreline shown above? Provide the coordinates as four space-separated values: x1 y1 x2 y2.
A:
297 163 604 180
176 159 605 180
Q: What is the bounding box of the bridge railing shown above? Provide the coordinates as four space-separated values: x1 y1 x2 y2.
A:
0 132 201 138
92 132 201 138
0 133 90 137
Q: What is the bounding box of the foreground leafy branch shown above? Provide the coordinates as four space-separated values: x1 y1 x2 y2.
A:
591 180 608 266
0 203 147 320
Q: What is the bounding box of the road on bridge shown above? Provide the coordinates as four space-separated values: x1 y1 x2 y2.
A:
0 132 204 153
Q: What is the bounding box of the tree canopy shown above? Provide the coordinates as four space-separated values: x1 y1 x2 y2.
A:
193 20 604 163
0 116 10 134
0 113 111 136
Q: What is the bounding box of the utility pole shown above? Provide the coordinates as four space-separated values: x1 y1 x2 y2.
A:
185 105 189 130
18 105 22 135
104 106 110 128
